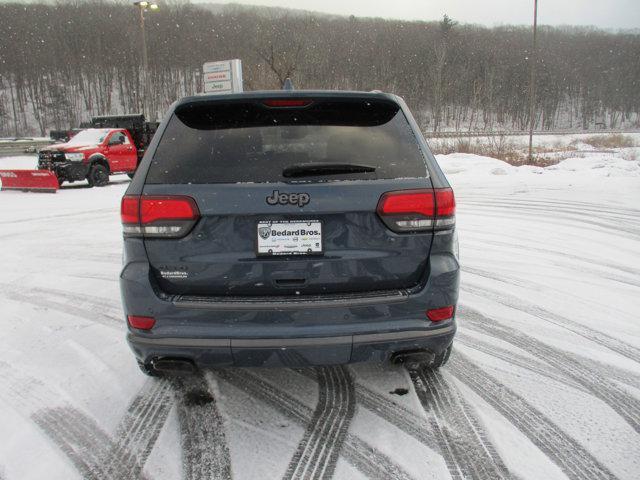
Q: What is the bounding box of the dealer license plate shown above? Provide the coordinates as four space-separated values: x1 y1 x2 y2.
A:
256 220 323 256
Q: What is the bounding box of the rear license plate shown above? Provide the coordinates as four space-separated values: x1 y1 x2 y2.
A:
257 220 323 256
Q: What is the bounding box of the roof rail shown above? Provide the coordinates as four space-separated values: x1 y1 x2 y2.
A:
282 78 294 91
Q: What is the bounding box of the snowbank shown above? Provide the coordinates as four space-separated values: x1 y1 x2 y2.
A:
435 152 640 207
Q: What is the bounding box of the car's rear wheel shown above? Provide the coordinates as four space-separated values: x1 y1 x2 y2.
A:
137 360 161 377
87 164 109 187
426 344 452 371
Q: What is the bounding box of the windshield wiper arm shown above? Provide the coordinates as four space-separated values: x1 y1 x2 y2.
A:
282 162 376 178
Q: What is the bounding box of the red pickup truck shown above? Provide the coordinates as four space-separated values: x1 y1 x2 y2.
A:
37 114 158 188
38 128 139 187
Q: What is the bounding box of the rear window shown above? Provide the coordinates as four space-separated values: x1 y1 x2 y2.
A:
146 98 427 184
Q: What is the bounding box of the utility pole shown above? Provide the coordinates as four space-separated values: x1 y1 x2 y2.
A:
133 2 158 120
139 6 148 77
527 0 538 163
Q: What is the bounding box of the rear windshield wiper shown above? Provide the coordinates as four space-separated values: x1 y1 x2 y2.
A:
282 162 376 178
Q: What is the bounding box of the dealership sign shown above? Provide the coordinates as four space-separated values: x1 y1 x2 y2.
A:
203 59 243 94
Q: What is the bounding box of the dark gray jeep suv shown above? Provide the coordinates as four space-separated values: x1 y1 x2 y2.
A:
119 90 459 375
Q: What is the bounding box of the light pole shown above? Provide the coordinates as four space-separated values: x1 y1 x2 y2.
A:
133 1 159 120
527 0 538 163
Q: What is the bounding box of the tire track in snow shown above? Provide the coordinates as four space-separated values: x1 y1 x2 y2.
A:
458 195 640 218
460 199 640 229
449 352 618 480
463 332 640 391
463 264 640 295
0 283 122 329
30 285 121 311
461 206 640 238
70 271 120 283
173 373 233 480
410 369 513 480
0 208 114 225
216 369 415 480
21 284 123 319
463 203 640 234
33 407 124 480
456 331 587 393
462 283 640 364
283 367 354 480
103 379 174 479
36 250 122 264
280 352 440 452
461 307 640 434
0 363 147 480
462 234 639 278
354 381 438 450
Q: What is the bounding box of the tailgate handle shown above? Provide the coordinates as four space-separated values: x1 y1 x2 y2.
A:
274 277 307 287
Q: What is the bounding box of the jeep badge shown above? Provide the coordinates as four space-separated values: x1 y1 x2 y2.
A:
266 190 310 207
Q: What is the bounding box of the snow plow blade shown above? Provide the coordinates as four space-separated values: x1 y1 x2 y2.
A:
0 170 59 193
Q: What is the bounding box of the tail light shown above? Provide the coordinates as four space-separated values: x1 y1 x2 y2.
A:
377 188 455 232
127 315 156 330
427 306 455 322
121 195 199 238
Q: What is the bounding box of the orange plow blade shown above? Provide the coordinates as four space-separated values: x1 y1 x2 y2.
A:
0 170 59 193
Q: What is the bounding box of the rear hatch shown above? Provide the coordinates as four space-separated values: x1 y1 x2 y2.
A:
140 95 434 297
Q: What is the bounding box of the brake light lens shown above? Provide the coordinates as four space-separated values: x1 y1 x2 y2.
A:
427 306 455 322
127 315 156 330
121 195 199 238
120 196 139 225
378 191 435 217
262 99 313 108
377 188 455 232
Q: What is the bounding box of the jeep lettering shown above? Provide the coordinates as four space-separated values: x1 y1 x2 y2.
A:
266 190 310 207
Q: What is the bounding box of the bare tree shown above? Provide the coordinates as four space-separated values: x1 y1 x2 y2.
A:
0 1 637 136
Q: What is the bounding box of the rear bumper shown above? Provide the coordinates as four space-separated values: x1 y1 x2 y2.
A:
120 238 459 368
126 323 456 367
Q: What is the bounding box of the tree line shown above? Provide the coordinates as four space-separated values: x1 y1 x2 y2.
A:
0 0 638 136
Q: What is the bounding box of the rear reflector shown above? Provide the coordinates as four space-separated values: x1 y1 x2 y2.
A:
121 195 199 238
127 315 156 330
262 99 313 108
377 188 455 232
427 306 455 322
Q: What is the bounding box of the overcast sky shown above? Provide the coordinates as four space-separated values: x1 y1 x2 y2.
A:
197 0 640 30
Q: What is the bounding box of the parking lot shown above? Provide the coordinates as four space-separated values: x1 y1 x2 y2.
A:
0 152 639 480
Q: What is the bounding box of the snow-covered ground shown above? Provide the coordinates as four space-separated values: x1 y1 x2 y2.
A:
0 152 639 480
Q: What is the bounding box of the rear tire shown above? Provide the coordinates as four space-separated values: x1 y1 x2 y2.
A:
137 360 161 377
87 164 109 187
426 344 452 371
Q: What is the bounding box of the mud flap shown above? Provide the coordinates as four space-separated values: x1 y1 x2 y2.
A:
0 170 59 193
